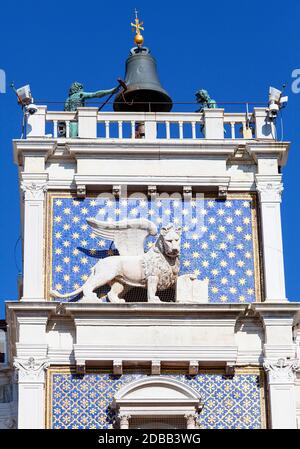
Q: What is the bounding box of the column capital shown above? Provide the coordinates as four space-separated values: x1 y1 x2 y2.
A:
184 412 198 429
263 357 299 384
255 175 283 203
119 413 131 429
21 181 48 201
14 356 49 383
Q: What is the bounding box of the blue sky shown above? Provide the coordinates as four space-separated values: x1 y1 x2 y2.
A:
0 0 299 316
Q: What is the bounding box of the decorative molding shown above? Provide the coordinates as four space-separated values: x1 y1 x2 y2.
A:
185 412 198 429
113 359 123 375
225 362 235 376
74 344 238 364
119 413 131 429
74 175 233 189
263 358 299 384
147 185 157 198
255 177 283 203
218 184 228 198
76 184 86 198
21 182 48 201
112 185 121 197
189 360 199 376
14 357 49 383
183 185 192 200
151 360 161 375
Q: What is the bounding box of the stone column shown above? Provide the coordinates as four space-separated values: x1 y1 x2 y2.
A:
119 413 131 429
21 181 47 301
185 412 197 429
263 358 298 429
255 175 286 302
14 357 49 429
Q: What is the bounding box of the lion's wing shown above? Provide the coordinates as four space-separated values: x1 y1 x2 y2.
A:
86 218 157 256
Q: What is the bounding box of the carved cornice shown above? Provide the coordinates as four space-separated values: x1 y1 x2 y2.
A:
13 140 56 166
263 357 299 384
14 357 49 383
246 141 290 166
21 182 48 200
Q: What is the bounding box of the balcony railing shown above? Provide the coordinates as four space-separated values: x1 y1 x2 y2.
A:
27 107 276 141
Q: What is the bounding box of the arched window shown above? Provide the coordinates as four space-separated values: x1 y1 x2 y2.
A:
113 377 202 429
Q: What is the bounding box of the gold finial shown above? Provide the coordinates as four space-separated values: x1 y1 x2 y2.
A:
131 9 144 47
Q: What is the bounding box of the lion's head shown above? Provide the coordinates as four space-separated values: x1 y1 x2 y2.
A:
158 224 181 258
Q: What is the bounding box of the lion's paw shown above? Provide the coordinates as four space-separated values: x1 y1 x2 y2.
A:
108 296 126 303
148 296 161 303
81 293 98 303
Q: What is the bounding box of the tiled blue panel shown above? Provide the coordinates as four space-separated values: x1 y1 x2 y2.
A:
51 197 257 303
51 373 262 429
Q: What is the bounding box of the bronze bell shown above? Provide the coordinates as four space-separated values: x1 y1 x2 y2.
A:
114 47 172 112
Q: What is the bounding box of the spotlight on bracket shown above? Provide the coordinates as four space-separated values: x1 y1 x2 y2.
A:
11 82 38 138
13 84 33 106
11 82 38 115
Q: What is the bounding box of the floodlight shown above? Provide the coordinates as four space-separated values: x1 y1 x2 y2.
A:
11 82 38 138
15 84 33 106
269 86 282 103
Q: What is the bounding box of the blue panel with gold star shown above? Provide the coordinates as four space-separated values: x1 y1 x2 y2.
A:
50 372 262 429
50 196 258 303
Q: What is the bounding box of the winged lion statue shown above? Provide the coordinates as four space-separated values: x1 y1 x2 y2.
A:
50 218 182 303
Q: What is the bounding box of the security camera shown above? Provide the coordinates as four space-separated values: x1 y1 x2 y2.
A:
268 102 279 116
267 86 288 120
25 103 38 115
